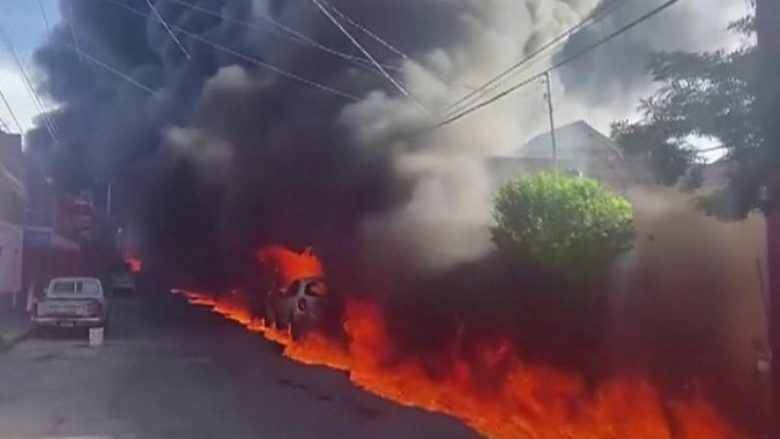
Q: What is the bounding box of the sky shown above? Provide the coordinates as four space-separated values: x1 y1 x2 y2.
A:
0 0 60 134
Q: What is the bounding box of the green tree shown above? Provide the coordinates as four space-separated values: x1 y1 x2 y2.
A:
492 172 635 282
610 12 762 216
612 4 780 414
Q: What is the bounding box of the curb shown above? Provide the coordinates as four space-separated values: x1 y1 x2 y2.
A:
0 324 35 352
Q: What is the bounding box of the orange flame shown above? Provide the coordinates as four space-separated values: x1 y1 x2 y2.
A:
172 245 754 439
125 258 142 273
172 288 752 439
256 245 324 284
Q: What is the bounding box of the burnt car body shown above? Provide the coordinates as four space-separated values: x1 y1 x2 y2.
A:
263 277 340 340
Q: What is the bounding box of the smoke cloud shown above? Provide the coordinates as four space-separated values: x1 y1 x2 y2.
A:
555 0 748 108
28 0 617 275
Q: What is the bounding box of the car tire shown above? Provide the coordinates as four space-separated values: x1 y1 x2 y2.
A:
274 307 287 330
290 316 305 342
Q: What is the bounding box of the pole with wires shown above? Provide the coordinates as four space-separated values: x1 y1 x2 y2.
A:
543 72 558 170
441 0 637 119
433 0 683 131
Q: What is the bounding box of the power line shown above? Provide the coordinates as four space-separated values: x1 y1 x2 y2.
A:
319 0 475 92
442 0 636 118
319 0 408 60
62 41 158 95
185 27 361 101
435 0 683 131
0 88 24 134
309 0 428 113
166 0 399 74
68 1 84 62
0 27 60 145
37 0 52 35
317 0 449 84
144 0 191 59
102 0 360 101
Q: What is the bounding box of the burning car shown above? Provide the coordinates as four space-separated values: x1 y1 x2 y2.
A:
263 276 337 340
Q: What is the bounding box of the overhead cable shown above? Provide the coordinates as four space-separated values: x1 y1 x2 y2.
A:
309 0 428 114
68 1 84 62
145 0 191 59
319 0 411 63
0 28 60 145
0 88 24 134
37 0 52 35
62 41 158 95
442 0 636 118
434 0 683 130
318 0 452 85
166 0 400 74
102 0 360 101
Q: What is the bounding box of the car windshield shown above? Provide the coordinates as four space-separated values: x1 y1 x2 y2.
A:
50 280 101 296
304 280 328 297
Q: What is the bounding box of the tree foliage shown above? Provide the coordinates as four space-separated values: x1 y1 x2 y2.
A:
610 12 765 217
492 173 635 281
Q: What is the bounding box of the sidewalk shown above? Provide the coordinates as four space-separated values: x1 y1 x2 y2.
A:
0 306 34 351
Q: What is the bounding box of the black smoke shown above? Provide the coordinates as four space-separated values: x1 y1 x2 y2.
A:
29 0 450 278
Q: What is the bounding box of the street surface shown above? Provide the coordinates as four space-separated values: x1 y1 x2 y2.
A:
0 292 480 439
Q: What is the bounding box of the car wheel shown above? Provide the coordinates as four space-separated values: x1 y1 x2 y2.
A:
290 316 305 342
275 307 287 330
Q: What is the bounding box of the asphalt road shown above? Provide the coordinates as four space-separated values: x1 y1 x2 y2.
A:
0 292 481 439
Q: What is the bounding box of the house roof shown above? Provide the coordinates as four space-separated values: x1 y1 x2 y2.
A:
517 121 623 160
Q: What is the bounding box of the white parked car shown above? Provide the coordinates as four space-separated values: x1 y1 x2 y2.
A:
32 277 109 329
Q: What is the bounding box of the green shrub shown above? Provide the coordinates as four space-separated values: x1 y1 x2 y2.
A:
492 172 635 282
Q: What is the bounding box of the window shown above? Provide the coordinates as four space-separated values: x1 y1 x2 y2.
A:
50 279 101 296
51 281 76 294
282 281 300 297
80 280 101 295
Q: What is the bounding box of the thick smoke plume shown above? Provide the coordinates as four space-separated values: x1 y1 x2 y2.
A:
556 0 747 109
29 0 614 276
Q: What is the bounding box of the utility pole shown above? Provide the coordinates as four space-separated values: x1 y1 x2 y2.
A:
106 180 113 220
543 72 558 169
755 0 780 425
